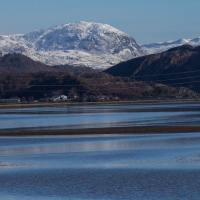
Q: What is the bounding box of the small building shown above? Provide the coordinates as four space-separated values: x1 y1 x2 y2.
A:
50 95 68 102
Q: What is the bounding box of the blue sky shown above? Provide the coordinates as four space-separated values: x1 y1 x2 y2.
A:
1 0 200 44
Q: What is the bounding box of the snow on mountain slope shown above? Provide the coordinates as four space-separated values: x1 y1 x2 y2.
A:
142 37 200 54
0 21 144 69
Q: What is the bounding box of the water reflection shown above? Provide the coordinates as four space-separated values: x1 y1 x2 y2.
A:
1 133 200 170
1 102 200 130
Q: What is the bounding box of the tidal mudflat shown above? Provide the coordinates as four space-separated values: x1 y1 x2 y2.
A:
1 133 200 199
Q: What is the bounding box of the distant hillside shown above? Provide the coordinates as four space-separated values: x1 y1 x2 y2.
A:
104 45 200 92
0 54 97 73
0 72 198 101
142 37 200 54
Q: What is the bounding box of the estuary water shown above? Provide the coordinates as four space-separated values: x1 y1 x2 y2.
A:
1 102 200 130
1 133 200 199
1 102 200 199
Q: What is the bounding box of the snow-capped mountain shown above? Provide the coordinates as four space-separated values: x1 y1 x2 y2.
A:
0 21 144 69
142 37 200 54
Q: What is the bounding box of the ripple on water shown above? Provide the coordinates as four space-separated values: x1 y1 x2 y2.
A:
0 169 200 200
1 133 200 199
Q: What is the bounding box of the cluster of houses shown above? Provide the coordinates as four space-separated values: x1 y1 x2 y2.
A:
0 94 120 104
50 95 80 102
1 94 197 104
0 94 78 104
42 94 118 102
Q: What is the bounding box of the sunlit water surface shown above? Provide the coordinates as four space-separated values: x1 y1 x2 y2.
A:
1 133 200 199
1 102 200 130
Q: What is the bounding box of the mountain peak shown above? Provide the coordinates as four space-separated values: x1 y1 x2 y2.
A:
142 37 200 54
44 21 127 39
0 21 144 69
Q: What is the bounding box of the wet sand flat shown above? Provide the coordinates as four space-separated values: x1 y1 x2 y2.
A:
1 125 200 136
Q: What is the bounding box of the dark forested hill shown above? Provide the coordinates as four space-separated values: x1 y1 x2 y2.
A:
0 54 97 73
104 45 200 92
0 72 198 101
0 54 49 73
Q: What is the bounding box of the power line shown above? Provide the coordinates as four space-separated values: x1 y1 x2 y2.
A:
107 62 200 76
1 73 200 88
0 87 152 92
13 74 200 86
1 71 200 92
131 70 200 78
138 75 200 83
1 66 200 80
164 80 200 86
0 81 198 92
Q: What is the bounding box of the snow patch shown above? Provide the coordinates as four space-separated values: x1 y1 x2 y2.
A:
142 37 200 54
0 21 144 69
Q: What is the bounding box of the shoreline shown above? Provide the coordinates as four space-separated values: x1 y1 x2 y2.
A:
0 99 200 109
1 126 200 136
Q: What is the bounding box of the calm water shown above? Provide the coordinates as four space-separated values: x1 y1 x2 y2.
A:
1 103 200 199
1 133 200 199
1 102 200 131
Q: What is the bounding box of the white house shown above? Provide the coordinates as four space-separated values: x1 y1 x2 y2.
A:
50 95 68 102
